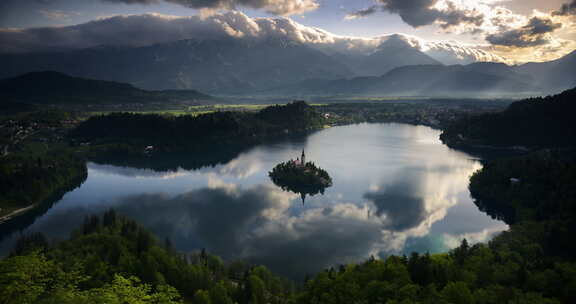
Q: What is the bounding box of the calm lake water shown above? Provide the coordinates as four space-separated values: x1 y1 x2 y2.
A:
0 123 506 279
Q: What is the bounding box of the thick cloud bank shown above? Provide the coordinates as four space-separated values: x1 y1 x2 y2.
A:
376 0 483 29
0 11 504 64
554 0 576 16
101 0 319 16
348 0 513 31
347 0 574 58
486 17 563 47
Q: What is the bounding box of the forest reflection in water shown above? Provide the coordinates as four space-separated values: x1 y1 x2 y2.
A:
0 123 506 279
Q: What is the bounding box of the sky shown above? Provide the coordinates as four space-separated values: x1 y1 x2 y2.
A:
1 0 575 62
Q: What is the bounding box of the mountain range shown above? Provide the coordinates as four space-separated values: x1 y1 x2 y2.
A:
330 35 442 77
262 51 576 98
0 32 575 97
0 37 352 95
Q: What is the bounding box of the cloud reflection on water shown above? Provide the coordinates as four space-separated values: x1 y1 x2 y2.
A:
29 162 501 279
1 124 507 279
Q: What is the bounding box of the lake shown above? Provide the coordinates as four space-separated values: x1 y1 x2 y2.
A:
0 123 506 279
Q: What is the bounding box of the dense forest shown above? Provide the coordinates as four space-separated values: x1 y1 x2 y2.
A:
0 150 87 219
298 232 575 303
4 203 575 304
440 87 576 149
1 211 294 304
469 149 576 257
0 109 88 219
71 101 325 152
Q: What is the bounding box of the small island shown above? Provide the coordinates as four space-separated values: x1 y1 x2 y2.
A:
269 150 332 203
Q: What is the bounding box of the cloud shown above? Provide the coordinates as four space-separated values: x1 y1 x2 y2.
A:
0 11 342 52
486 17 562 47
554 0 576 16
100 0 319 16
31 182 383 279
216 156 262 179
246 203 383 278
379 0 441 27
89 163 190 179
349 0 574 59
350 0 485 29
38 9 80 21
364 181 427 231
345 5 379 20
442 226 506 249
0 11 506 64
354 0 529 34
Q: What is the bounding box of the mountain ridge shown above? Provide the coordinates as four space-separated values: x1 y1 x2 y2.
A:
1 33 574 97
0 37 354 95
0 71 212 105
262 52 576 97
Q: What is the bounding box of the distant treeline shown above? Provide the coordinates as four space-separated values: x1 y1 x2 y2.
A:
441 87 576 149
318 99 510 129
71 101 324 151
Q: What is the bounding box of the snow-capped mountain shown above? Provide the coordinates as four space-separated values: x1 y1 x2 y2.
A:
0 11 506 67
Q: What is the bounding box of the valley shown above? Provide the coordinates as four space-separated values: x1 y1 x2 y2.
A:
1 2 576 303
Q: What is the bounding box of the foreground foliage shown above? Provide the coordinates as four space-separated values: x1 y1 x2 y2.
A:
296 156 576 302
297 228 575 303
1 210 294 304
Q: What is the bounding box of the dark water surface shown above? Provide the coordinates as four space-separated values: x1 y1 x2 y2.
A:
0 123 506 279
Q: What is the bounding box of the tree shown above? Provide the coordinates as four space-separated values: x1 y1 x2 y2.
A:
248 275 266 304
441 282 474 304
193 290 212 304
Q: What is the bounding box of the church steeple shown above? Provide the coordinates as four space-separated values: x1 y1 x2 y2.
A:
301 149 306 166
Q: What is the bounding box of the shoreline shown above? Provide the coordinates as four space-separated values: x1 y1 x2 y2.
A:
0 205 36 224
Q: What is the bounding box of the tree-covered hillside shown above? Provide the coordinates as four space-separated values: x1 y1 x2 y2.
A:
4 205 576 304
1 211 294 304
71 101 325 150
0 150 87 219
441 87 576 149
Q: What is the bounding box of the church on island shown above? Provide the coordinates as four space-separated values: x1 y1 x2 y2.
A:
268 149 333 204
291 150 306 168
